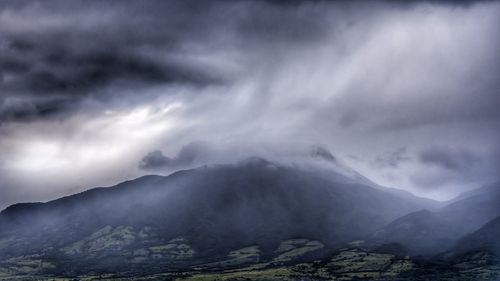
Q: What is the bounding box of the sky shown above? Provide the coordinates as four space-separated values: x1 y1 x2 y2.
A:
0 0 499 209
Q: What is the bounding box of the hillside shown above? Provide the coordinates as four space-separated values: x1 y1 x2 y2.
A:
371 182 500 255
452 216 500 256
0 158 435 276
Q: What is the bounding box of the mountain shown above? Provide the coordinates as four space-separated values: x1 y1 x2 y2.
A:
452 216 500 256
0 158 434 276
371 182 500 255
447 181 500 204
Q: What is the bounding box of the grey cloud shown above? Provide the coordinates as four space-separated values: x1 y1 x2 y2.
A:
419 147 480 171
0 45 217 123
313 4 500 133
0 0 344 125
139 151 171 170
139 142 211 170
0 0 500 208
309 145 336 163
372 147 410 169
409 171 456 188
0 0 228 124
407 146 494 193
0 97 77 123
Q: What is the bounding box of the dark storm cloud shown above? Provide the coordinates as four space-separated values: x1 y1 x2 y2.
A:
0 0 227 124
0 0 344 125
2 46 209 92
419 147 480 171
0 44 217 123
0 0 499 208
0 97 77 122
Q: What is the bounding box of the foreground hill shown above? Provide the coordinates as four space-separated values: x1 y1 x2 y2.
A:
0 158 435 277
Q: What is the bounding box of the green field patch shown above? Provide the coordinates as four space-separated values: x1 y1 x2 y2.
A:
201 246 262 269
274 239 310 254
0 255 55 277
62 225 136 255
177 267 294 281
272 239 324 264
327 250 394 272
147 237 195 260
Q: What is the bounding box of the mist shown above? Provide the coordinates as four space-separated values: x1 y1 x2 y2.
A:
1 0 500 210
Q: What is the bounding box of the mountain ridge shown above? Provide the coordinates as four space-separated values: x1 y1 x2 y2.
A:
371 181 500 256
0 158 437 272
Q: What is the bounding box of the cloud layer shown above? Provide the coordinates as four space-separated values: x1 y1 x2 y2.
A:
0 0 499 209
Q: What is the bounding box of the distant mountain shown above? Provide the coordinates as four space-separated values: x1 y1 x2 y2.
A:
0 158 434 276
371 182 500 255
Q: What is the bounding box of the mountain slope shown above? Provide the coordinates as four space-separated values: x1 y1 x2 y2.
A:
371 182 500 255
0 158 435 275
447 181 500 204
453 216 500 256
